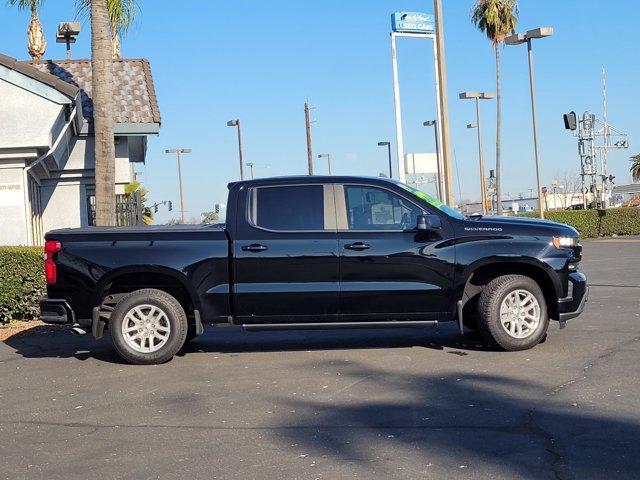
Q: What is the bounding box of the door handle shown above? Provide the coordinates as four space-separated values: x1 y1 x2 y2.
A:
241 244 268 252
344 242 371 251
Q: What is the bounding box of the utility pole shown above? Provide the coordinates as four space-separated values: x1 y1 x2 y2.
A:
433 0 454 207
165 148 191 224
304 103 314 175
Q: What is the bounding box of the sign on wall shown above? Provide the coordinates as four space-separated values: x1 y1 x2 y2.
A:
0 183 22 206
391 12 435 34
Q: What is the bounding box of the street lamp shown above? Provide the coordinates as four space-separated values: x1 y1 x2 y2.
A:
422 121 442 201
165 148 192 224
246 162 255 179
459 91 495 215
505 27 554 219
226 119 244 180
377 142 392 178
317 154 332 175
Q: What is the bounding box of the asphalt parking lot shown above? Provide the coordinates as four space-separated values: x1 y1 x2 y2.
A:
1 239 639 480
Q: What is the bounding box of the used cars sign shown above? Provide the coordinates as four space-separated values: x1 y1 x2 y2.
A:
391 12 435 34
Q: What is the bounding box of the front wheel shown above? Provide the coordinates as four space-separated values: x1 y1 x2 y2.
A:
477 275 549 351
110 289 188 365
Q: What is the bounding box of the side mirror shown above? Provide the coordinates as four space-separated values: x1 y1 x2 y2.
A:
416 214 442 231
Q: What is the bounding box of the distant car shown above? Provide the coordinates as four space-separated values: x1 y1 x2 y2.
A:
566 204 585 210
40 176 588 364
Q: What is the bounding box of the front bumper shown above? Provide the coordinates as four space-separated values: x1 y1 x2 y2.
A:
557 272 588 321
39 298 75 325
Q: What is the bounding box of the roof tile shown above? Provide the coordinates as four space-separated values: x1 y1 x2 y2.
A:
28 58 161 125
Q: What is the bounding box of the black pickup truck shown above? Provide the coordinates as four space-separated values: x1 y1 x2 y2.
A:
40 176 588 364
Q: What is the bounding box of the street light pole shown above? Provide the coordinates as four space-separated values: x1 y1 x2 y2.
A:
505 27 553 219
459 92 495 215
165 148 192 224
317 154 331 175
377 142 393 178
226 119 244 181
246 162 255 179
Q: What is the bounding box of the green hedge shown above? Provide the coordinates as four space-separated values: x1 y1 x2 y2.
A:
520 208 640 238
0 247 45 324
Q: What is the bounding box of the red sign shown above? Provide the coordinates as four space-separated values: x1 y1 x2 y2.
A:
541 186 548 195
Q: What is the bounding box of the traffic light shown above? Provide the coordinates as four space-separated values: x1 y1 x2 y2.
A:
167 201 173 212
214 204 220 214
153 204 159 213
563 111 577 131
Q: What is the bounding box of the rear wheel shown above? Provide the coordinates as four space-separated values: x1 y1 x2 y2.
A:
477 275 549 351
110 289 188 365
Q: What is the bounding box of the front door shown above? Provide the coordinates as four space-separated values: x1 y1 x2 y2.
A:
232 183 340 323
336 184 455 320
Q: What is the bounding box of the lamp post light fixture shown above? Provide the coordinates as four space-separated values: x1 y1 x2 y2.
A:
504 27 554 219
422 120 443 201
317 154 332 175
459 91 495 215
226 119 244 180
246 162 255 179
377 142 392 178
165 148 192 224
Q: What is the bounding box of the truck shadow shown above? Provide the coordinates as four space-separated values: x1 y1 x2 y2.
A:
3 324 498 364
268 362 640 479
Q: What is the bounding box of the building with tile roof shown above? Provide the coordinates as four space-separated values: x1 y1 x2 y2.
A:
0 54 161 245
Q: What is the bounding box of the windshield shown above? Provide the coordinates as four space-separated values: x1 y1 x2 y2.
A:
397 182 466 220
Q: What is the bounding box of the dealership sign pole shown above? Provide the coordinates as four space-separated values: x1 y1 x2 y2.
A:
389 12 447 201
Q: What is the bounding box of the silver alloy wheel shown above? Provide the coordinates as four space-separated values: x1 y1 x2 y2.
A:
121 304 171 353
499 289 541 339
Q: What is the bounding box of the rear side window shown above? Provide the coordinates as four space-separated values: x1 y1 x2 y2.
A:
251 185 324 231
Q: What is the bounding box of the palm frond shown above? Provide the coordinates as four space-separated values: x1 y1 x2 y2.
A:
75 0 140 36
6 0 45 12
471 0 519 45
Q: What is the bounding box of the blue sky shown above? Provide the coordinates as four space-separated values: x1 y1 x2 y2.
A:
1 1 637 222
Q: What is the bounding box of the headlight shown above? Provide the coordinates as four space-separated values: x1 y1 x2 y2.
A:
552 236 577 249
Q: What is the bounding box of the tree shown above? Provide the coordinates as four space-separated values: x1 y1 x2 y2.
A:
90 0 116 226
201 211 220 224
75 0 140 59
7 0 46 60
631 154 640 182
471 0 518 215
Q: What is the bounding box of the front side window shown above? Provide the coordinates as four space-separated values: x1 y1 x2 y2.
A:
251 185 324 231
344 185 423 231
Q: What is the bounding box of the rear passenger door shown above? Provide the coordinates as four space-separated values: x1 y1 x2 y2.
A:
232 183 340 323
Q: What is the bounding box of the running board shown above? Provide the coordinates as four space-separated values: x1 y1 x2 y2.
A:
242 320 438 332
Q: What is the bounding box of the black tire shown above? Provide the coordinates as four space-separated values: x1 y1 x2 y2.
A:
477 274 549 351
110 289 188 365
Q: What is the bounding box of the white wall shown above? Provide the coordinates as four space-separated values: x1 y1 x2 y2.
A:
0 166 28 245
0 79 64 149
40 180 88 234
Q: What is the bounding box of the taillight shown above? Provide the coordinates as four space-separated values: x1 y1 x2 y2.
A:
44 240 62 284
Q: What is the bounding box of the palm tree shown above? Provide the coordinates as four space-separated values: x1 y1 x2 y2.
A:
76 0 139 59
7 0 46 60
471 0 518 215
631 154 640 182
90 0 116 226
